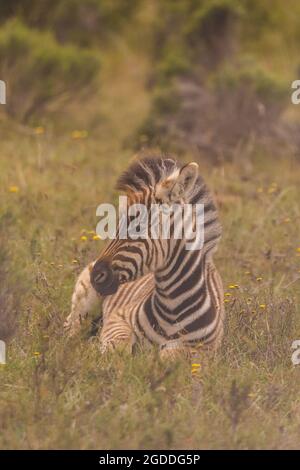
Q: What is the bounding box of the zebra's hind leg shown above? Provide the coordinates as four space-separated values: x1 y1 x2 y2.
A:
64 262 100 337
99 307 136 355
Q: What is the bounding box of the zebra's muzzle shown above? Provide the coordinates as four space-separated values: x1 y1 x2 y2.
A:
90 258 120 296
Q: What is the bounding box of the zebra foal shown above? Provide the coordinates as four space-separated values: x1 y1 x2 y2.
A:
64 156 224 359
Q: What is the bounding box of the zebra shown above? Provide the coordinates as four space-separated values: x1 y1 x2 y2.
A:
64 156 224 360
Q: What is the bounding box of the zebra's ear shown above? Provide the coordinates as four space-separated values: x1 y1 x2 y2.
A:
169 162 198 201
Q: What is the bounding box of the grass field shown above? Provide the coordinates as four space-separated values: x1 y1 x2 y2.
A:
1 24 300 450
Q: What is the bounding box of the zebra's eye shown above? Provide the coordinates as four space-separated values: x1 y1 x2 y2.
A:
94 271 107 283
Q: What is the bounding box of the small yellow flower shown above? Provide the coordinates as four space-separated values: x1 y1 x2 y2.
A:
228 284 236 289
50 262 55 266
92 235 101 241
267 182 278 194
224 299 231 303
256 277 263 282
72 259 78 264
34 126 45 135
191 363 201 373
33 352 40 356
296 247 300 253
8 185 20 193
71 130 81 139
225 292 232 297
80 235 88 242
244 271 251 275
259 304 266 309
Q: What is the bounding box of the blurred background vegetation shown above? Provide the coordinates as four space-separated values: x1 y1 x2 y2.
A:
138 0 300 158
1 0 300 155
1 0 300 450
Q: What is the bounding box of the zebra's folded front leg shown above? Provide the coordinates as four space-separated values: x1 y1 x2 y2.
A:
64 263 100 337
99 308 136 354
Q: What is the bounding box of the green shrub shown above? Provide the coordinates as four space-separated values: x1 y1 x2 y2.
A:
0 19 100 122
0 0 140 46
212 59 287 106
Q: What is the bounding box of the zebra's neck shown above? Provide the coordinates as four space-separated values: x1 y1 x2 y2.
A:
139 244 218 345
153 244 207 319
137 181 222 343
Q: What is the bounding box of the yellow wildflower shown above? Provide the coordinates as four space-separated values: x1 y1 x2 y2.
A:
93 235 101 241
259 304 266 309
191 363 201 368
191 363 201 374
71 130 88 140
80 235 88 242
34 126 45 135
8 185 19 193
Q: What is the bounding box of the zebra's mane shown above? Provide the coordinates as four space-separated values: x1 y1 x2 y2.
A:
116 156 179 192
116 155 222 256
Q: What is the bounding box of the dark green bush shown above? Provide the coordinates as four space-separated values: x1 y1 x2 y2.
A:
135 0 298 157
0 19 100 122
212 60 287 106
0 0 140 47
